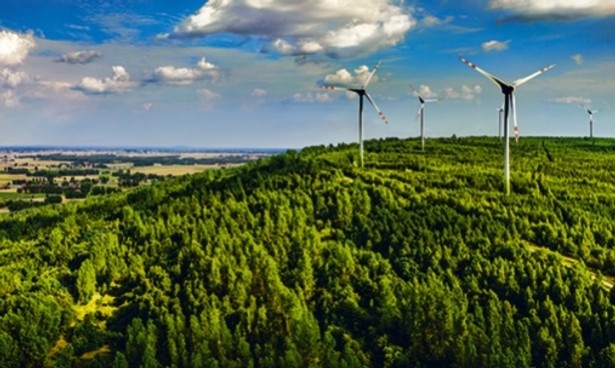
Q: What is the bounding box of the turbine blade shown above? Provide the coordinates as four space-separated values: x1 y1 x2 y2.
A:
459 55 509 90
319 85 352 93
365 92 388 124
512 64 555 87
424 98 443 103
362 60 381 89
512 93 519 143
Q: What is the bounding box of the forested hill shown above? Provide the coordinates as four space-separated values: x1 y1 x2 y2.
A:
3 137 615 367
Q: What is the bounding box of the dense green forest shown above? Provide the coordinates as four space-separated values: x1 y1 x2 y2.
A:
2 137 615 367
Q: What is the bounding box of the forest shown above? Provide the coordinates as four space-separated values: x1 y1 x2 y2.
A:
2 136 615 367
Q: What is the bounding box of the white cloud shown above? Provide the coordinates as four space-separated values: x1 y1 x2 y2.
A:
489 0 615 20
172 0 416 58
143 102 154 111
197 88 221 111
1 68 29 88
571 54 584 65
323 65 377 87
153 57 219 85
251 88 267 97
418 84 437 98
482 40 510 53
550 96 591 106
293 91 332 103
272 39 295 54
0 30 36 66
58 50 102 64
443 84 482 100
76 66 137 94
1 67 86 109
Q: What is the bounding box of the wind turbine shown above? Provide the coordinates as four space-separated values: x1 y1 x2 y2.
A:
579 103 599 138
321 61 388 168
409 84 443 151
459 55 555 195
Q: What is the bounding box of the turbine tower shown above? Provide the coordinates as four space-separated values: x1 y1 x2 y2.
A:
409 84 443 151
498 105 504 141
321 61 388 168
579 103 599 138
459 55 555 195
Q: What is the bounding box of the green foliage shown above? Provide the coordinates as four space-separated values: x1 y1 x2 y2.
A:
1 137 615 367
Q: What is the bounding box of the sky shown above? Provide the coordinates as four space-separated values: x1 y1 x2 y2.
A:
0 0 613 148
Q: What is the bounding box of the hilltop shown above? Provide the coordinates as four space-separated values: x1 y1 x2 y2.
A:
2 137 615 367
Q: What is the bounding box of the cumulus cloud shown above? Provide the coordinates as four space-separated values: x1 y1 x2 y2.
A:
418 84 437 98
489 0 615 21
323 65 378 87
0 30 36 66
251 88 267 97
571 54 584 65
171 0 415 58
1 76 85 109
443 85 482 100
0 69 30 108
482 40 510 52
293 91 332 103
550 96 591 106
76 66 137 94
1 68 29 88
58 50 102 64
153 57 219 85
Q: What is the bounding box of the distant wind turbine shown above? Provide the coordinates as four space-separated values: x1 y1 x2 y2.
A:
579 103 599 138
409 84 443 151
321 61 388 168
459 55 555 195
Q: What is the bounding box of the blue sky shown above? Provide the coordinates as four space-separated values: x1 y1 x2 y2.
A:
0 0 613 148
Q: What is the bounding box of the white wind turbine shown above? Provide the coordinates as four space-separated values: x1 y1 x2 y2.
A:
579 103 599 138
321 61 388 168
459 55 555 195
409 84 443 151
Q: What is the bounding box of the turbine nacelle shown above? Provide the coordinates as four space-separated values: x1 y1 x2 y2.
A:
501 85 514 95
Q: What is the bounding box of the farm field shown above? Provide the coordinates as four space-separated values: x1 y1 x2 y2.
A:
0 148 273 211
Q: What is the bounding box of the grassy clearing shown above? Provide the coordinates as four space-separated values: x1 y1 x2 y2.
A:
49 334 69 358
73 292 117 324
80 345 111 361
526 243 614 290
0 191 45 199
